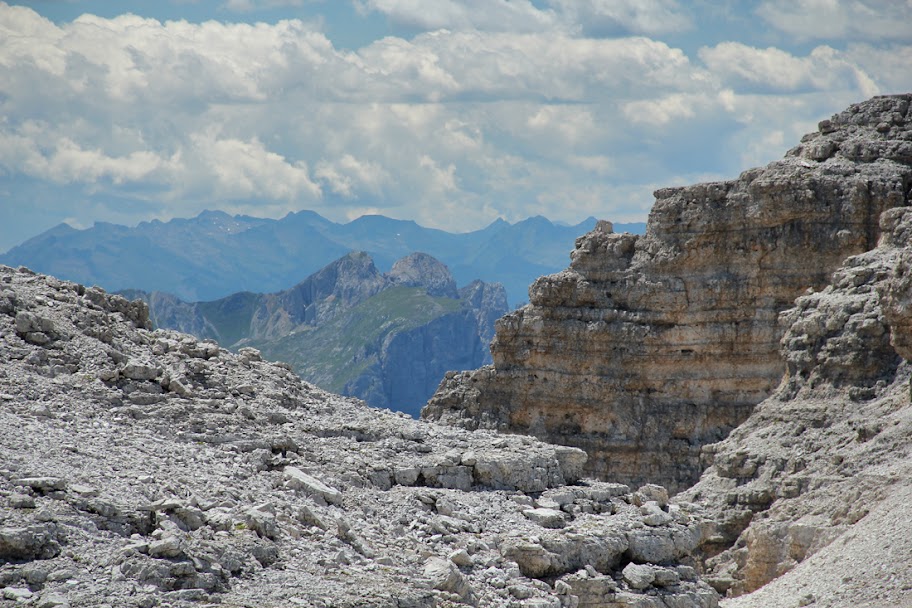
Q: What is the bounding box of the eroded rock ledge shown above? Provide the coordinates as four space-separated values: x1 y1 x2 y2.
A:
423 94 912 493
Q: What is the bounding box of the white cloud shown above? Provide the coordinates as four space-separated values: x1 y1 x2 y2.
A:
699 42 881 98
420 155 458 192
374 31 697 102
527 106 596 144
355 0 558 32
0 121 177 185
843 43 912 95
623 93 699 125
568 155 614 176
222 0 306 12
188 133 322 200
47 139 171 185
315 154 390 198
549 0 692 35
756 0 912 42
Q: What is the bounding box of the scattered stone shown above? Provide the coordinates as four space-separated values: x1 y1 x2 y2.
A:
282 466 342 505
640 501 673 526
148 535 183 558
424 556 471 599
653 567 681 587
636 484 669 508
69 484 99 497
13 477 67 492
122 361 161 381
36 593 70 608
522 507 566 528
449 548 473 568
10 493 35 509
2 587 33 602
0 523 61 561
623 563 656 590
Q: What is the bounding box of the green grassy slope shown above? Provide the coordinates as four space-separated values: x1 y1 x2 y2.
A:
250 287 465 393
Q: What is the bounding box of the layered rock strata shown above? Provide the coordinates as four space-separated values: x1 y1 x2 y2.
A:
678 206 912 606
0 265 719 608
424 94 912 493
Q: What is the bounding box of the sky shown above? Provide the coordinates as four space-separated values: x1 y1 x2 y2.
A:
1 0 911 252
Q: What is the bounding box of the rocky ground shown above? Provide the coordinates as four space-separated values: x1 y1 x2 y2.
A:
0 264 719 607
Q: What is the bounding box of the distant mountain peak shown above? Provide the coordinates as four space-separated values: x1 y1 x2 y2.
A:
389 252 458 298
196 209 233 220
319 251 382 284
48 221 78 233
515 215 553 227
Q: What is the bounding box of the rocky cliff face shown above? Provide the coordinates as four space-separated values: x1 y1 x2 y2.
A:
371 309 487 414
424 94 912 493
676 206 912 606
0 264 720 608
459 280 510 349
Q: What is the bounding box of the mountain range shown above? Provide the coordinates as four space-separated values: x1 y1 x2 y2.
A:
121 251 508 416
0 210 645 306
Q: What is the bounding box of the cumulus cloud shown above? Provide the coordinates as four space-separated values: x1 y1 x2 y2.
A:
187 132 322 200
843 43 912 94
362 31 698 102
0 121 177 185
756 0 912 42
699 42 880 97
550 0 692 36
315 154 391 198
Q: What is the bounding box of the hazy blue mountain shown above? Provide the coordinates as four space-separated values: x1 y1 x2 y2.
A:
125 251 509 416
2 210 645 306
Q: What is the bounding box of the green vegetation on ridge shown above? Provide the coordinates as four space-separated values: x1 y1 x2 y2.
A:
251 287 466 393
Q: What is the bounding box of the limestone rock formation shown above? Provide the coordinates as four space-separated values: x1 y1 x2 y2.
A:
0 264 719 608
424 94 912 493
677 206 912 606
